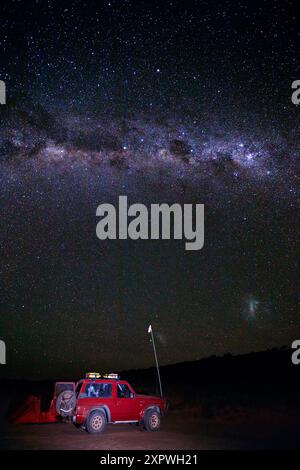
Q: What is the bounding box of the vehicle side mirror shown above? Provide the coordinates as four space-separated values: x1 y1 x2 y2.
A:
130 392 134 398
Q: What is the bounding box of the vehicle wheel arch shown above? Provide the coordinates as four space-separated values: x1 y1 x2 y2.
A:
87 405 111 423
140 405 161 420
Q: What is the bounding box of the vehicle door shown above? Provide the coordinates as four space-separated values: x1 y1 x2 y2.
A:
113 382 140 421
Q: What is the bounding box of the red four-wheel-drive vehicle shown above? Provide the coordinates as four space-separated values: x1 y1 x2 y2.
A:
53 373 168 434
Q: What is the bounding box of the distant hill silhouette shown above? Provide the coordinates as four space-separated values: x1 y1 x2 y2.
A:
1 347 299 424
121 346 300 416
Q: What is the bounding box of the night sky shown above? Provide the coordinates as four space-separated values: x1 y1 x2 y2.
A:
0 0 299 379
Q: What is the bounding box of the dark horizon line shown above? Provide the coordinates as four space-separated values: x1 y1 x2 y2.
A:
0 344 291 383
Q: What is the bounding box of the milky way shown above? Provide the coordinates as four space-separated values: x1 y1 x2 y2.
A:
0 0 299 379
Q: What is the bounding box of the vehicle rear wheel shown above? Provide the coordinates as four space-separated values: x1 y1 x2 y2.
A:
143 410 161 432
86 410 106 434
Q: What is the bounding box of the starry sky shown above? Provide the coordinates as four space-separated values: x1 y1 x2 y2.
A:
0 0 299 379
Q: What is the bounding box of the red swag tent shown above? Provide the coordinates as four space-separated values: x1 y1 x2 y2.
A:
10 395 58 424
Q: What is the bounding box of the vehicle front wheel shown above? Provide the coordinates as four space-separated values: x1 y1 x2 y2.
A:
86 410 106 434
143 410 161 432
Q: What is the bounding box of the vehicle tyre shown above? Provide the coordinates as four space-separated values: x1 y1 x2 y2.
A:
143 409 161 432
86 410 106 434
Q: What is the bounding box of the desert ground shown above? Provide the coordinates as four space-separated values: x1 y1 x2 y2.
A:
1 409 300 450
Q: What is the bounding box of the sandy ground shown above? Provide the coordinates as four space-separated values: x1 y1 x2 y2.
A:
1 410 300 450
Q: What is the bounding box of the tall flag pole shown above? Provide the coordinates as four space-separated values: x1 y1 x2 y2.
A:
148 324 163 398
